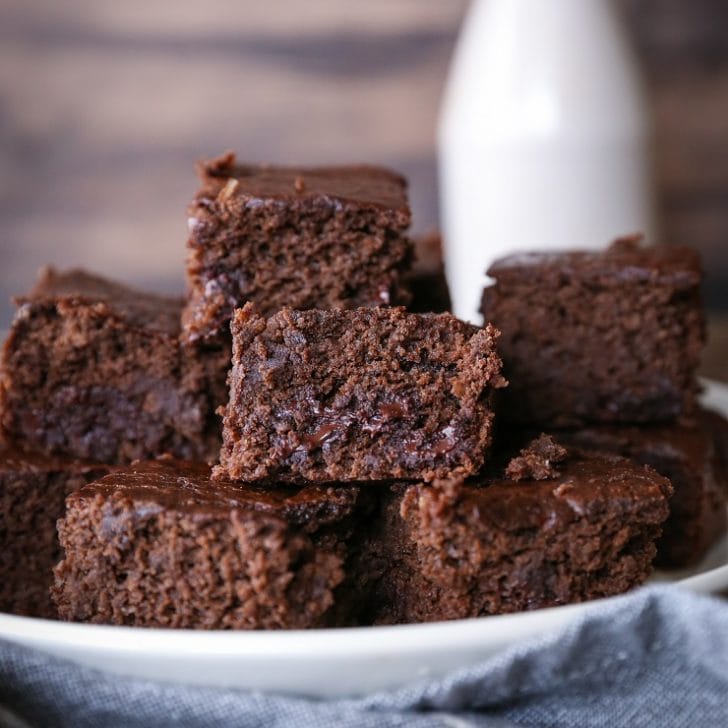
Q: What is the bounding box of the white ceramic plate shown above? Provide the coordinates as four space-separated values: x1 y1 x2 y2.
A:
1 380 727 698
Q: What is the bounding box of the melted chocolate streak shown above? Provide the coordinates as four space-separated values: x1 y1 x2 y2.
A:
277 401 457 458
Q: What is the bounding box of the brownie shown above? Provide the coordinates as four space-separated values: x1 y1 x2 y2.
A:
52 458 368 629
556 411 728 568
480 237 705 426
182 152 414 343
406 231 451 313
504 433 568 481
0 445 108 618
356 449 671 624
0 267 226 464
216 305 506 484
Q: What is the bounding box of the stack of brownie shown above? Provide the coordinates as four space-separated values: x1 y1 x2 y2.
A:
0 153 722 629
481 236 728 569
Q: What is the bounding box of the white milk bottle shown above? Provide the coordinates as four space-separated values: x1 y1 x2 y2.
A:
438 0 656 323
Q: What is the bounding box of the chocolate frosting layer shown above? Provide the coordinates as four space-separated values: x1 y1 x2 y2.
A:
423 450 672 534
196 152 409 213
487 237 701 290
23 267 183 336
71 458 360 526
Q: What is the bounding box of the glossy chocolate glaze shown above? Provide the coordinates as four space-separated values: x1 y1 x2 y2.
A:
487 237 701 290
438 451 672 534
24 266 183 335
71 458 360 526
196 152 409 213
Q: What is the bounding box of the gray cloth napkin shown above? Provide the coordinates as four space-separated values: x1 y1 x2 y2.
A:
1 584 727 728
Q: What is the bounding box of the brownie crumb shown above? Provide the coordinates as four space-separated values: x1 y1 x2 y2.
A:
506 434 567 481
219 178 240 201
0 445 110 618
405 231 452 313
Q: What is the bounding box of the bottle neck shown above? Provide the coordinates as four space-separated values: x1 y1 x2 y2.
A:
444 0 648 139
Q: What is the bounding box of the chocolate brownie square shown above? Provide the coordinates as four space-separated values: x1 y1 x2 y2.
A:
216 305 506 484
356 448 671 624
0 445 108 618
556 411 727 568
0 268 225 464
182 153 414 343
480 237 705 426
52 459 367 629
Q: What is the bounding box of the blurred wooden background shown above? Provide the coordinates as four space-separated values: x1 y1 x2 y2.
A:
0 0 726 377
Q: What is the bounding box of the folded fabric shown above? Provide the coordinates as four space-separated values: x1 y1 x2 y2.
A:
1 584 727 728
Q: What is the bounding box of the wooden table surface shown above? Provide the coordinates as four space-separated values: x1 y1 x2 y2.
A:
2 0 728 320
0 0 726 388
